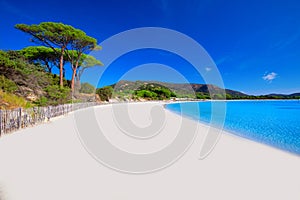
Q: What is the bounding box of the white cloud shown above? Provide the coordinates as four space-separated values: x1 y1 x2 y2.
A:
263 72 278 82
205 67 212 72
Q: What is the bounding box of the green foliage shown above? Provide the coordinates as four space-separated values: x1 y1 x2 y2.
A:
0 49 74 107
0 51 14 67
34 96 49 107
15 22 92 87
96 86 113 101
212 93 226 100
77 54 103 81
15 22 83 48
15 21 103 90
196 92 211 99
44 85 70 105
79 82 95 94
135 90 157 98
1 21 104 107
79 54 103 67
0 75 18 92
0 50 45 74
134 83 176 100
226 94 232 100
63 30 100 91
20 46 57 60
0 50 25 70
47 73 68 86
19 46 59 72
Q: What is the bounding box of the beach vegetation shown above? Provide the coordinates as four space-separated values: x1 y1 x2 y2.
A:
44 85 71 105
15 22 102 92
134 83 176 100
0 22 105 108
0 75 18 93
96 86 113 101
196 92 211 99
15 22 75 87
19 46 59 73
0 90 32 109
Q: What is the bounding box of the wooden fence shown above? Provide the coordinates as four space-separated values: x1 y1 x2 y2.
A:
0 102 98 136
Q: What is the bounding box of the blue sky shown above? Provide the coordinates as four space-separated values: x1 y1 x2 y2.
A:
1 0 300 95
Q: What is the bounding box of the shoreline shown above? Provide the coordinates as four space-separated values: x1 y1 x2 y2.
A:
5 100 299 158
165 100 300 157
3 100 299 158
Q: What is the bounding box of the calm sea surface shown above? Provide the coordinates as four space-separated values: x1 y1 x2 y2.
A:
166 100 300 155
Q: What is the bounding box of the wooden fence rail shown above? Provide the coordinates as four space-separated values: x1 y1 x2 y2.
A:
0 102 98 136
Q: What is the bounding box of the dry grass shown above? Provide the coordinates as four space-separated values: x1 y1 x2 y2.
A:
0 90 31 109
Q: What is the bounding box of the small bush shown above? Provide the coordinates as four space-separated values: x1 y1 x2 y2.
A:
34 96 49 106
45 85 71 105
96 86 113 101
135 90 157 98
134 83 176 100
0 75 18 93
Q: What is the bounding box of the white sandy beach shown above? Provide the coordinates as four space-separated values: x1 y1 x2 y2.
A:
0 102 299 200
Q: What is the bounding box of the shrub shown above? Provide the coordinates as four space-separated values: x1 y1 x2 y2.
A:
34 96 49 106
96 86 113 101
134 83 176 100
45 85 70 105
135 90 157 98
0 75 18 93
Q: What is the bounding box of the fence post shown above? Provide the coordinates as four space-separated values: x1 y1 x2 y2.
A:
33 107 37 124
0 110 2 136
18 107 22 129
47 106 49 121
0 102 97 135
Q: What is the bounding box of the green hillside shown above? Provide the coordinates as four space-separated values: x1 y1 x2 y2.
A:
0 50 70 109
96 80 300 101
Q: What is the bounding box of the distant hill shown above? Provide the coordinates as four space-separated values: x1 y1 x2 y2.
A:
155 82 248 98
110 80 248 99
259 93 300 99
108 80 299 100
289 93 300 98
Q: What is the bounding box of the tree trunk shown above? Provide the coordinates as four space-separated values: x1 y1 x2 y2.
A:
71 70 76 93
71 60 79 93
59 47 65 88
75 74 81 91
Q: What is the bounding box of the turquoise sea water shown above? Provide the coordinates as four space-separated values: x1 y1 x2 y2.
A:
166 100 300 155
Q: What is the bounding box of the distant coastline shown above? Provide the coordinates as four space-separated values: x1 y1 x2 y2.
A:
102 80 300 103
